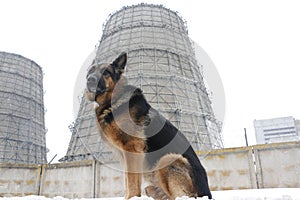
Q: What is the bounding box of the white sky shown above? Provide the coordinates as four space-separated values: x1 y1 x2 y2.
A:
1 0 300 163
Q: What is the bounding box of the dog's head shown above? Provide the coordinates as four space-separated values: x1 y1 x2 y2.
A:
85 53 127 103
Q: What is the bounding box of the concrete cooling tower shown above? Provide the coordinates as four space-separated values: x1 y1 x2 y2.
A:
61 4 223 162
0 51 47 164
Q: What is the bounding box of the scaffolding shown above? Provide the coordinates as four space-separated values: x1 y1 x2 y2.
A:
0 51 47 164
61 4 223 162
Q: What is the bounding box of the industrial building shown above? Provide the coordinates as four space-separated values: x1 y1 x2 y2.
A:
0 51 47 164
254 116 300 144
61 4 223 162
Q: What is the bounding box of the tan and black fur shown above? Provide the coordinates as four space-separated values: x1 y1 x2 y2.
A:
85 53 212 200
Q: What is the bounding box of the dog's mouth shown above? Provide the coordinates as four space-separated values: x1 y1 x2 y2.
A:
86 75 99 93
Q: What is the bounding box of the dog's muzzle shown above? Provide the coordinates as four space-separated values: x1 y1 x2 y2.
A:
87 75 99 93
87 74 107 100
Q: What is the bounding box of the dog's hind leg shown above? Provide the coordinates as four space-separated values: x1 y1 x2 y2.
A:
144 172 170 200
145 185 170 200
156 154 197 200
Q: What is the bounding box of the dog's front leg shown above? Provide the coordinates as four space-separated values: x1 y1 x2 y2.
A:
123 151 144 199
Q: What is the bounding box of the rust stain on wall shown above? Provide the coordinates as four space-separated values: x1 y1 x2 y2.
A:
220 170 231 177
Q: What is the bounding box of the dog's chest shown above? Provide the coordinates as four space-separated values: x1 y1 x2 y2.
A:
96 108 146 151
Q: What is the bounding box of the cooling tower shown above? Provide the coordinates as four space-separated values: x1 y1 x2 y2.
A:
0 51 47 164
61 4 223 162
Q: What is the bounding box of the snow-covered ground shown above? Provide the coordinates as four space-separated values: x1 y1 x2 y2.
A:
1 189 300 200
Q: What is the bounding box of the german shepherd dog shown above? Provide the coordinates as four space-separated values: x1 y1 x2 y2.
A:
85 53 212 200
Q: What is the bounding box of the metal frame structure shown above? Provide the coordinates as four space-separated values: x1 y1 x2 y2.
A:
0 51 47 164
61 4 223 162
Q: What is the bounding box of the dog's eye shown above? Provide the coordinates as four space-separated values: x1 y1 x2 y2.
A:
102 70 111 77
87 66 96 75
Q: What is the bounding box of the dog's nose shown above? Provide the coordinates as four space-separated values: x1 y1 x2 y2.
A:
87 76 97 84
87 75 98 92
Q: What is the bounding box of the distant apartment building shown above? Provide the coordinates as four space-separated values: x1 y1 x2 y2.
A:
254 116 300 144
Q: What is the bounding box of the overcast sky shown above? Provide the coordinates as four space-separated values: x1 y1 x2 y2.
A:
1 0 300 162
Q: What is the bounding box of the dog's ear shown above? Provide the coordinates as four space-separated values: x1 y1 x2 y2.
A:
112 52 127 73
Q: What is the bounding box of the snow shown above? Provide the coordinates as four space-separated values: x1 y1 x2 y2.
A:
1 189 300 200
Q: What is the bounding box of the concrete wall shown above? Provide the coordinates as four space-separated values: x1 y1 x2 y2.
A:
39 161 125 198
40 160 95 198
198 147 257 191
0 141 299 198
96 162 124 198
0 163 41 196
254 142 300 188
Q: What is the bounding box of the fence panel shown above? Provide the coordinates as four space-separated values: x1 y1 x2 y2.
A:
0 163 41 196
198 147 257 191
95 162 125 198
254 141 300 188
39 160 95 198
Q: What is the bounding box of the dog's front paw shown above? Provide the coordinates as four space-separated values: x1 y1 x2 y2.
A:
125 190 142 200
125 194 141 200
